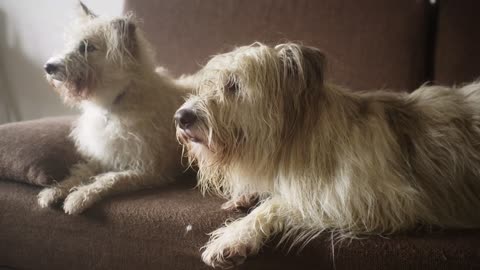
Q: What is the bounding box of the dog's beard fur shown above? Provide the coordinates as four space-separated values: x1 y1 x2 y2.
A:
38 3 185 215
177 42 480 267
178 43 327 198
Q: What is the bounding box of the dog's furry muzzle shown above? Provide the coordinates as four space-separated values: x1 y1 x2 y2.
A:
45 54 95 102
174 106 207 143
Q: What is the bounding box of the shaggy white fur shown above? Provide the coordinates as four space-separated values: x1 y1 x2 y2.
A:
176 42 480 268
38 2 188 214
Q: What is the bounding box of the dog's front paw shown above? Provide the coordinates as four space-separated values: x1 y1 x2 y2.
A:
63 188 98 215
202 230 257 268
202 241 252 269
37 187 66 208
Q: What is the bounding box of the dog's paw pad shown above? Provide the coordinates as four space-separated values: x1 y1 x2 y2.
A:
63 189 97 215
37 187 65 208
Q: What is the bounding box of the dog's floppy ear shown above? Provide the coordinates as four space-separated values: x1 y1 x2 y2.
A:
111 18 137 57
299 45 326 88
276 43 326 90
78 1 97 19
276 44 326 140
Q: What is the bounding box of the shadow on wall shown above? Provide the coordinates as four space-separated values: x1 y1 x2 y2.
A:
0 8 20 123
0 8 73 123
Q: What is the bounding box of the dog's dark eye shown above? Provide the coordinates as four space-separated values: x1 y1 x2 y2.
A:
225 77 239 94
78 41 96 54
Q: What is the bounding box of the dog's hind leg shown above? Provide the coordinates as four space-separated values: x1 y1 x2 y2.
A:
37 160 100 208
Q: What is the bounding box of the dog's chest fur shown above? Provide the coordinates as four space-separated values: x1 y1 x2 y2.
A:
71 103 148 171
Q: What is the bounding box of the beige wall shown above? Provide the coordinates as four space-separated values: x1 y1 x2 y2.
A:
0 0 125 123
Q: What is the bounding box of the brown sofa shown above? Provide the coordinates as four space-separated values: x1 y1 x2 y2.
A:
1 0 480 269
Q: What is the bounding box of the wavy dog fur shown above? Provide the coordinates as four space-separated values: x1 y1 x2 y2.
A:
176 42 480 268
38 3 188 214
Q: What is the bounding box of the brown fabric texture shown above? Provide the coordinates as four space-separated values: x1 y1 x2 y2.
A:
434 0 480 85
0 117 80 186
1 179 479 270
126 0 431 91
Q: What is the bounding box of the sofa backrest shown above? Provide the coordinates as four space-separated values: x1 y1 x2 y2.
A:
125 0 478 91
433 0 480 86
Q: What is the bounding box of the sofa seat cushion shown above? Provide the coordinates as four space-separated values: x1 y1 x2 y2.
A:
1 178 479 270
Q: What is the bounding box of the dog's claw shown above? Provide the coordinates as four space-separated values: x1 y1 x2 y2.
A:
221 193 260 213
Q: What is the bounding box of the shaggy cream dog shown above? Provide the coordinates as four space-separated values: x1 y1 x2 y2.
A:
175 42 480 268
38 3 187 214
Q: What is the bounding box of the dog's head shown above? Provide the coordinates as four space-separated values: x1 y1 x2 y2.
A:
175 43 326 179
44 2 148 106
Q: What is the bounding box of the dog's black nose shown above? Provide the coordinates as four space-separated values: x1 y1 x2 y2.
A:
44 63 58 75
175 109 197 129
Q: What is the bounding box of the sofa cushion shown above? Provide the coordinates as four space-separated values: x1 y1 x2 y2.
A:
0 117 80 186
434 0 480 85
126 0 432 91
1 179 479 270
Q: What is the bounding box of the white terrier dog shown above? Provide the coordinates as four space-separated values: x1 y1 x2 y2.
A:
38 2 187 215
175 42 480 268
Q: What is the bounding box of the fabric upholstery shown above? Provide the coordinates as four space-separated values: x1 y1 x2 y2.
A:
1 179 479 270
126 0 431 91
0 117 80 186
434 0 480 85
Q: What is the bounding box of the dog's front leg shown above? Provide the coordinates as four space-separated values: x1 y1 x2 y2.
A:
38 160 100 208
202 196 288 268
62 170 149 215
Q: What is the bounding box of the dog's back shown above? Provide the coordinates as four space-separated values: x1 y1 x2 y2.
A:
294 82 480 234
